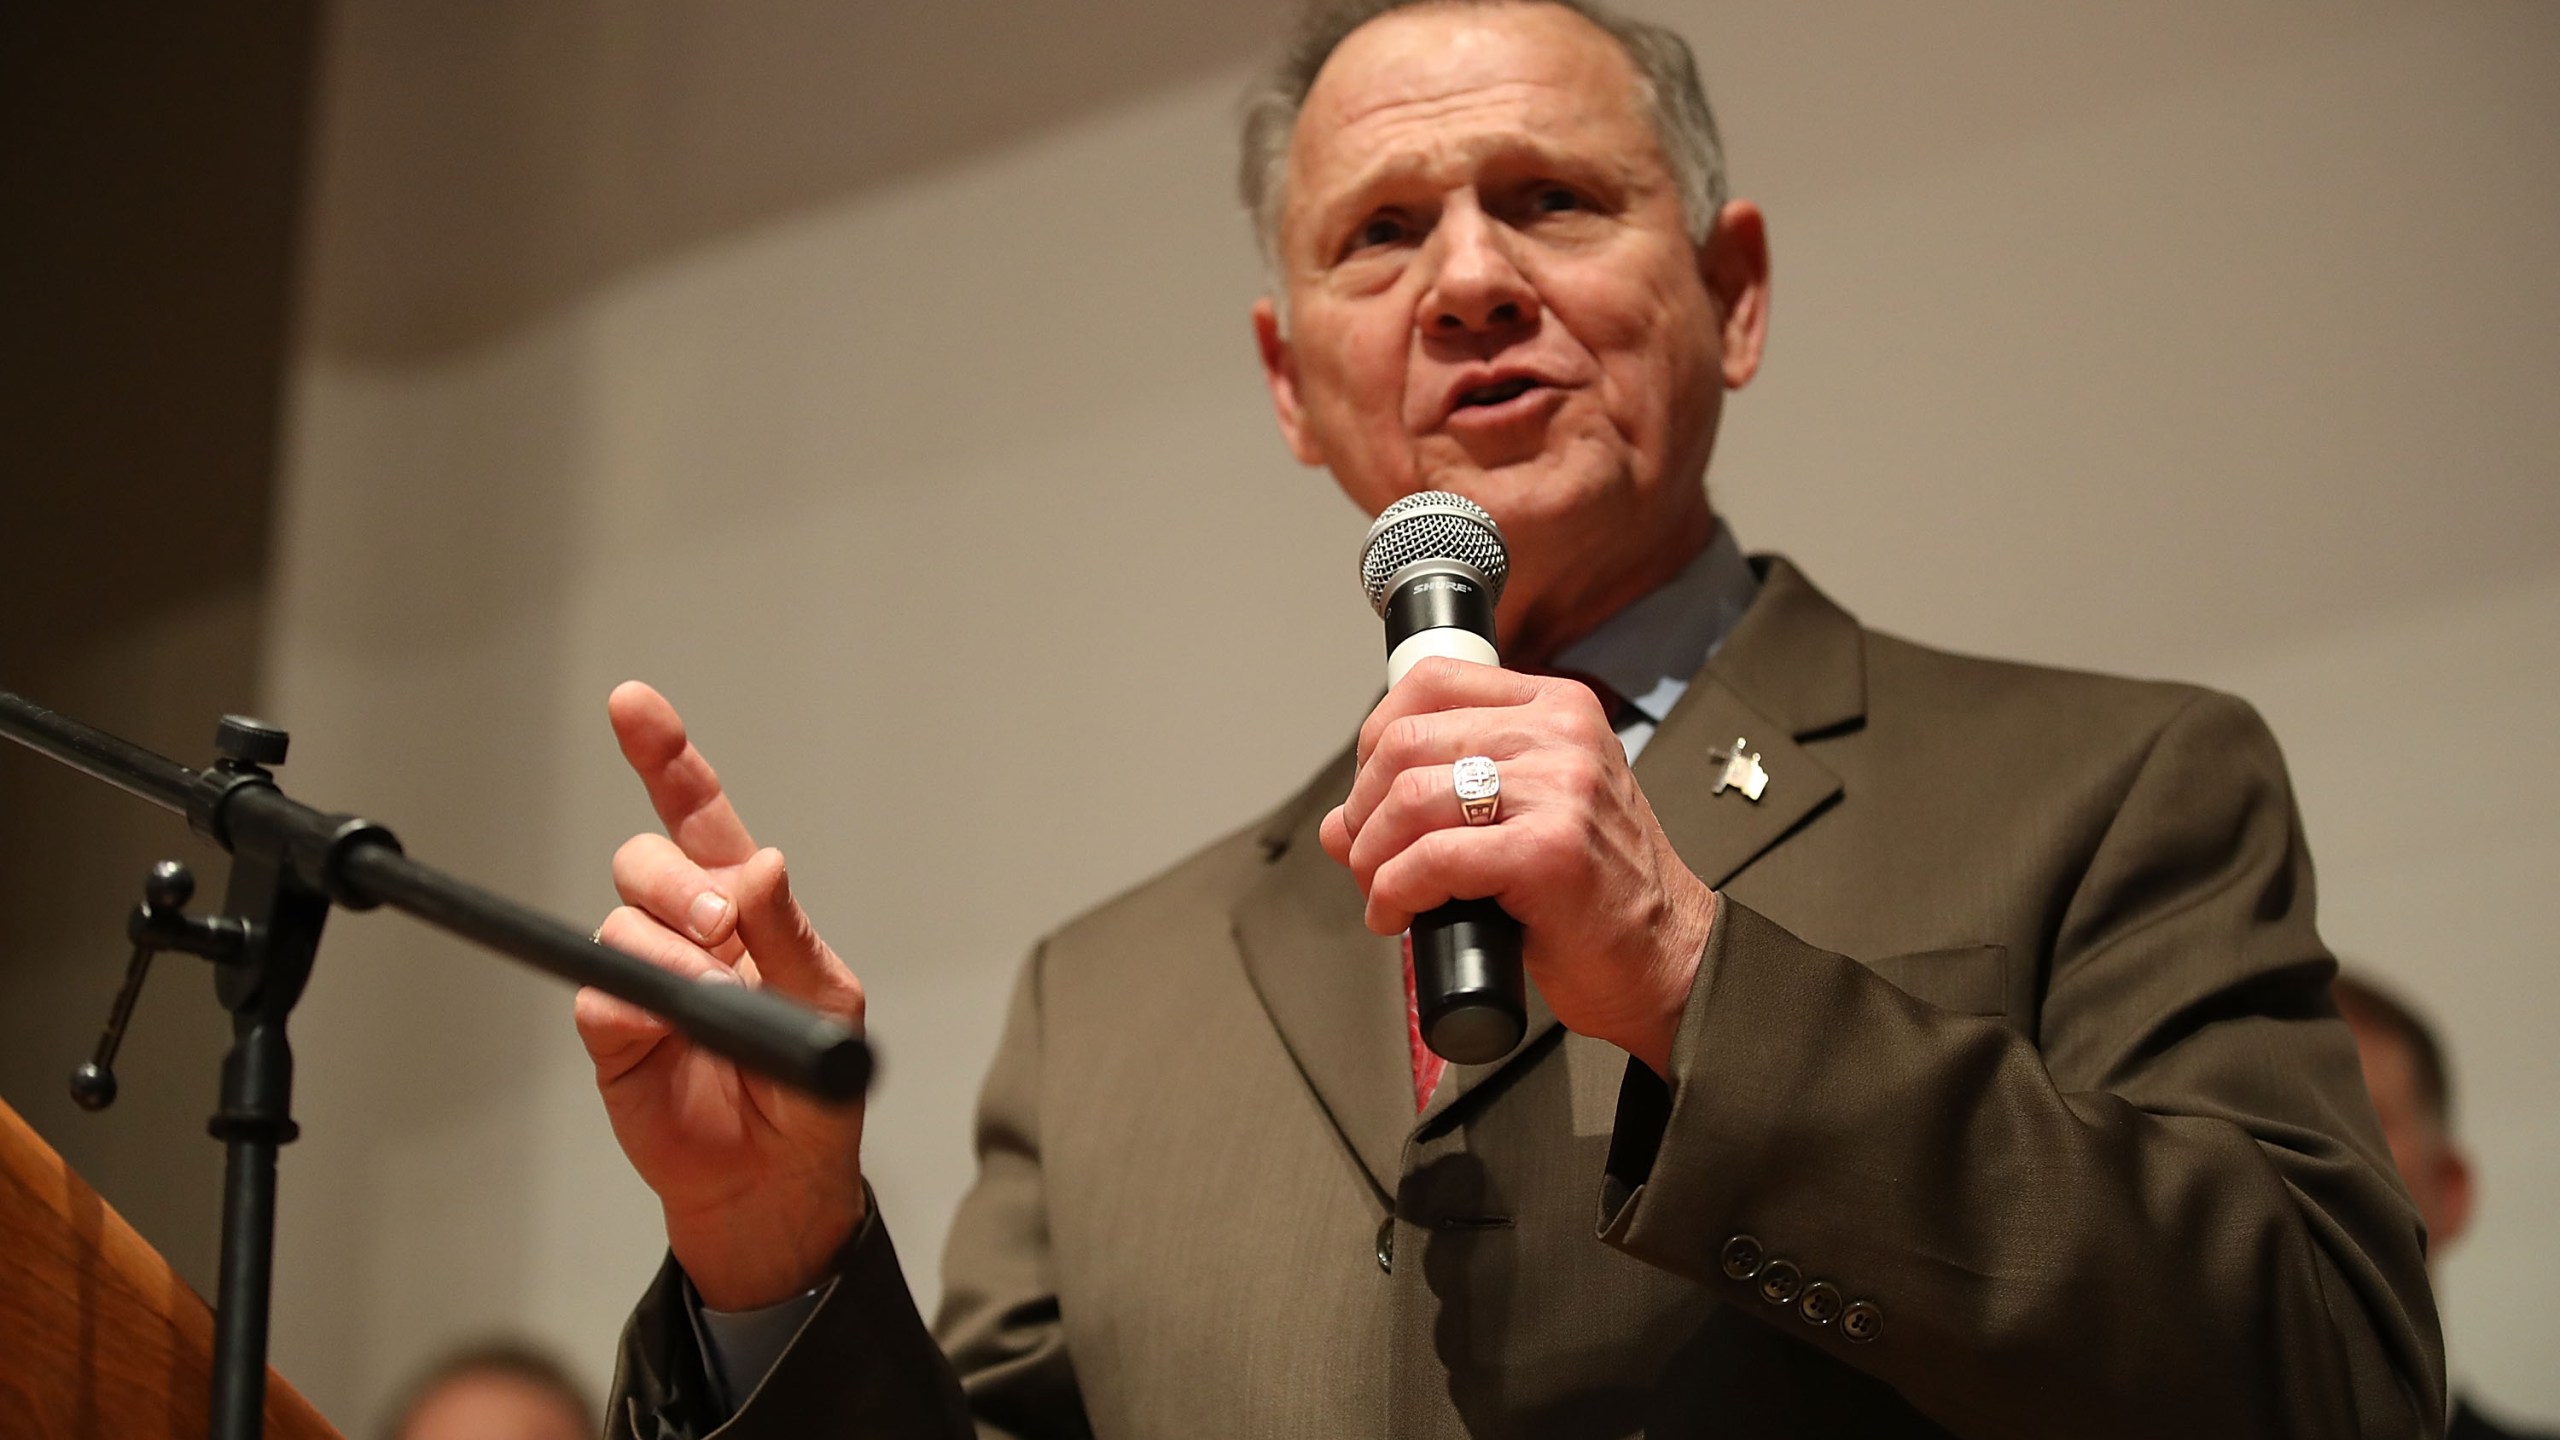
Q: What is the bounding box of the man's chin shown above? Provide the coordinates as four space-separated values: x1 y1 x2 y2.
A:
1435 420 1567 477
1417 450 1622 530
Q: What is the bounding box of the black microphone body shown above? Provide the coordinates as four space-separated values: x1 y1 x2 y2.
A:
1410 897 1525 1067
1362 493 1527 1066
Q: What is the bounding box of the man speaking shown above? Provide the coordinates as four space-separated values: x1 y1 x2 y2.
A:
577 1 2443 1434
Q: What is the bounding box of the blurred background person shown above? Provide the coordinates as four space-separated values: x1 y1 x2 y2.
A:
2336 971 2558 1440
384 1339 596 1440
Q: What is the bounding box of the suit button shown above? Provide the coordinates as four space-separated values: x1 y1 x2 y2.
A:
1376 1215 1394 1274
1755 1259 1802 1306
1798 1281 1843 1326
1720 1234 1765 1281
1841 1300 1884 1343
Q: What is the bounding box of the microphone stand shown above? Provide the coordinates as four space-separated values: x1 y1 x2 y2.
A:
0 686 872 1440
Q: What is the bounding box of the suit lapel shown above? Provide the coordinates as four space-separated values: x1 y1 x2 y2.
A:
1232 747 1413 1201
1639 677 1840 891
1646 556 1864 887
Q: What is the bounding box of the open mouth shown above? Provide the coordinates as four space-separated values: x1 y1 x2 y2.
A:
1456 377 1540 409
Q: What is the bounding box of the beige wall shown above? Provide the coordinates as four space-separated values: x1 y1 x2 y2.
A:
269 1 2559 1431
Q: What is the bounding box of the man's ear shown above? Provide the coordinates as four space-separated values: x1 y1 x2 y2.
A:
1254 296 1325 466
1698 199 1771 390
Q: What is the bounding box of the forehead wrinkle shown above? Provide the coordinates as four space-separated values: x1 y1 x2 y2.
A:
1325 74 1560 136
1292 80 1566 204
1330 127 1640 220
1289 86 1654 243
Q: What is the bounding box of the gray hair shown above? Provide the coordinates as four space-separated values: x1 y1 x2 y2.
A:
1237 0 1729 287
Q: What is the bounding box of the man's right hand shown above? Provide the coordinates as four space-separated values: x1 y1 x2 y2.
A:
575 680 869 1312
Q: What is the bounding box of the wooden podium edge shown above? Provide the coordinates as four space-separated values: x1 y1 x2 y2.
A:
0 1094 339 1440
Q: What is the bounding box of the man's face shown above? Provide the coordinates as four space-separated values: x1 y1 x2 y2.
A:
1254 1 1768 660
2344 1012 2474 1261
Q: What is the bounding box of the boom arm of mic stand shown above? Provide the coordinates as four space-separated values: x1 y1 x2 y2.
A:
337 841 869 1098
0 686 871 1102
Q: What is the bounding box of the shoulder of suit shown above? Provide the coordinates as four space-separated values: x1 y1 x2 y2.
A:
1864 624 2215 723
1741 554 2285 779
1852 626 2294 792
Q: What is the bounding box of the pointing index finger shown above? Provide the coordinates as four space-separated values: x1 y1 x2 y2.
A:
609 680 759 868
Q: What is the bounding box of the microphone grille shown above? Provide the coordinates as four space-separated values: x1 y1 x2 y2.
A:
1359 491 1510 615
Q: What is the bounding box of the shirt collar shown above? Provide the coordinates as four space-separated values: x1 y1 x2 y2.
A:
1548 518 1758 725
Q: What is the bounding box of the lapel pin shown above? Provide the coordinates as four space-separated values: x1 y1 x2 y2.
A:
1709 737 1770 802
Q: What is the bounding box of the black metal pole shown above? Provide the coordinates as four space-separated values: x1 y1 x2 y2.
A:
0 687 193 814
201 764 331 1440
209 1021 292 1440
337 843 869 1097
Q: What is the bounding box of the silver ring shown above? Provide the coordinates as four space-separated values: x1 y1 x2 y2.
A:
1453 755 1500 825
589 924 606 945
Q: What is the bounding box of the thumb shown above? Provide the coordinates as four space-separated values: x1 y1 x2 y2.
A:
1317 804 1355 867
732 847 858 1019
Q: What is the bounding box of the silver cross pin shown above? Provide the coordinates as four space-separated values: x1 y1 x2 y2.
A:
1709 737 1770 802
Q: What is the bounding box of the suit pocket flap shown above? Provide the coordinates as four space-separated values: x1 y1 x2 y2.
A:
1860 943 2014 1019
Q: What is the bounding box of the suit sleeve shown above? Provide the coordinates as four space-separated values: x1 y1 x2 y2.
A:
603 944 1087 1439
1597 689 2445 1439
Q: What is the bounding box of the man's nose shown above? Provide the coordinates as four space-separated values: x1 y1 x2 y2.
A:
1424 205 1537 337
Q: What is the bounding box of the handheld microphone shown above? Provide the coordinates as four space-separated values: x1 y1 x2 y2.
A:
1359 491 1525 1066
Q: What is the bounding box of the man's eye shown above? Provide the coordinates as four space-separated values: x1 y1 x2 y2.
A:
1533 186 1582 214
1356 216 1406 248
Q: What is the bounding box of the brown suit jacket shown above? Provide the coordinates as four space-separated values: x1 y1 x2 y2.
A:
612 557 2443 1439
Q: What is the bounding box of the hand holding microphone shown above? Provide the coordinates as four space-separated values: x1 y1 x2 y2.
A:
1319 492 1718 1076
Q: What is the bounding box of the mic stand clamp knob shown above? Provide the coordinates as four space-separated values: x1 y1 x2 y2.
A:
69 859 251 1111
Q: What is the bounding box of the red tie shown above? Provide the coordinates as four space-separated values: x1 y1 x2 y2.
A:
1402 933 1446 1112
